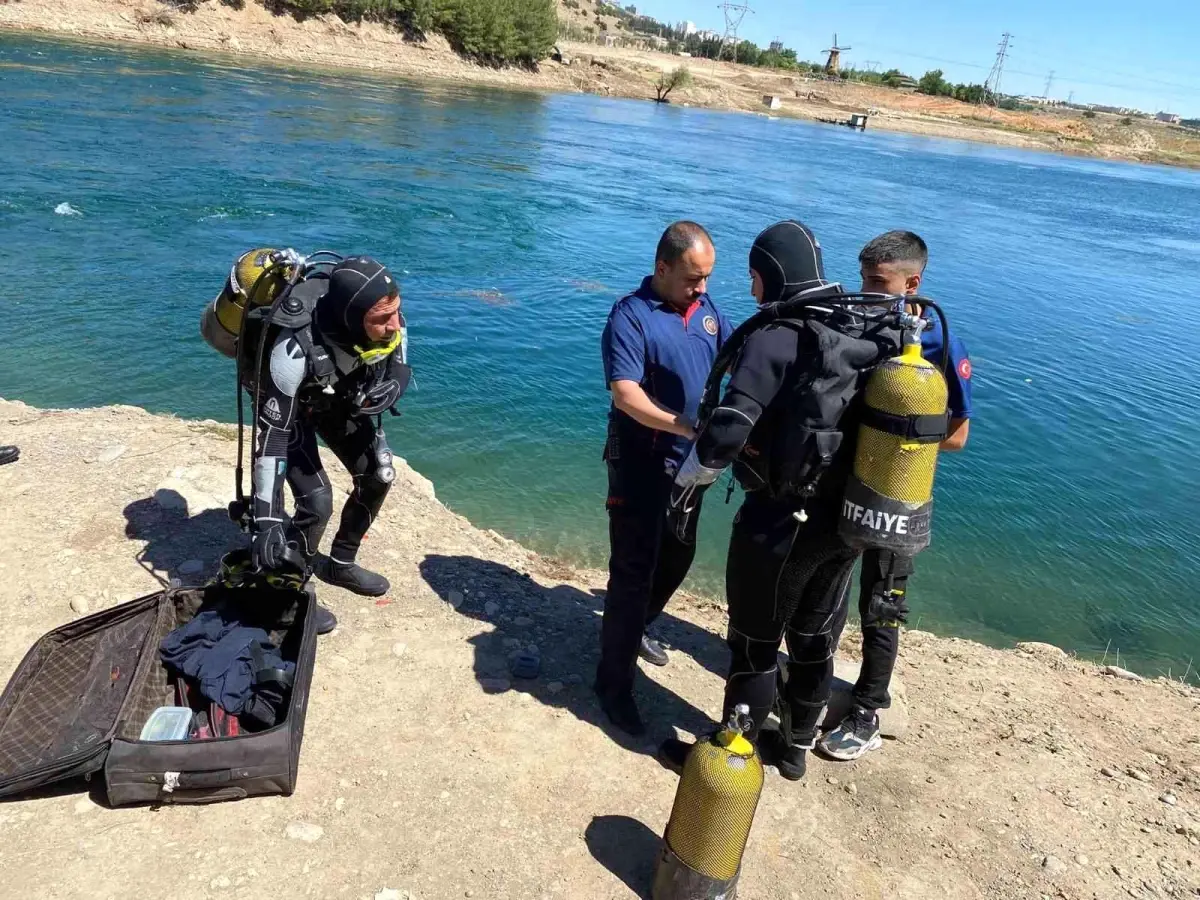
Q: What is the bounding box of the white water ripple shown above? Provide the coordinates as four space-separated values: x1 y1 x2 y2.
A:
54 202 82 216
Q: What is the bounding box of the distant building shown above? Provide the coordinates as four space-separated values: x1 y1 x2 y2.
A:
763 95 782 110
769 40 784 52
683 20 697 36
1156 111 1181 124
697 29 720 41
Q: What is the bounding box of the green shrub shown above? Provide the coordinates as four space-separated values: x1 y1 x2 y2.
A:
267 0 554 63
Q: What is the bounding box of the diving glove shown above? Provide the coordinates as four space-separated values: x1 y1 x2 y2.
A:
358 355 413 416
251 521 290 572
666 447 724 545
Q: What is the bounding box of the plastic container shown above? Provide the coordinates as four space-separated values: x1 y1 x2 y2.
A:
139 706 194 742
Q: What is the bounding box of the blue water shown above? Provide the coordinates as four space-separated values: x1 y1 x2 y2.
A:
3 35 1199 681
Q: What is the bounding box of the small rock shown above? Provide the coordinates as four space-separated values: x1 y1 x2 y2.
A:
502 638 522 650
211 875 232 890
177 559 205 576
1112 865 1126 878
391 642 408 659
70 567 83 576
153 487 189 511
1127 768 1152 783
1101 766 1118 778
440 791 450 800
1160 793 1177 806
1140 826 1152 834
527 643 539 655
514 616 534 627
547 681 565 694
926 775 937 784
285 822 324 843
1016 641 1068 661
1076 855 1089 866
448 591 464 609
98 444 127 463
374 891 402 900
827 776 840 786
485 601 500 617
1103 665 1144 681
845 783 858 796
70 597 89 615
568 673 583 685
479 678 511 693
1042 855 1064 873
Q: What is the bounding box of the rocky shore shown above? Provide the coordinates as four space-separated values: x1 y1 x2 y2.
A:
1 398 1198 899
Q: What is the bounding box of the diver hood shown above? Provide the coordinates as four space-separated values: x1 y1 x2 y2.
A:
750 220 831 305
314 256 398 350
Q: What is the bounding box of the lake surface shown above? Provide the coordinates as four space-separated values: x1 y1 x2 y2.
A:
2 34 1198 680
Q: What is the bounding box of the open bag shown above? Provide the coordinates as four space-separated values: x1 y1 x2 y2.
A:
0 580 317 806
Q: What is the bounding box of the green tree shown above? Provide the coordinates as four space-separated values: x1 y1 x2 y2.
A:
655 66 692 103
917 69 950 96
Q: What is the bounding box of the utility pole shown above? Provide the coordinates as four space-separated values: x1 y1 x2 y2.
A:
1043 70 1055 99
1067 90 1074 106
982 32 1012 106
717 1 753 65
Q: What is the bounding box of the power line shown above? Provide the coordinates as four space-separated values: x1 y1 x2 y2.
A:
982 32 1012 105
717 1 753 64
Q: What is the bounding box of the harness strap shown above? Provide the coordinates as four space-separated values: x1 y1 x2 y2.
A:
860 407 948 443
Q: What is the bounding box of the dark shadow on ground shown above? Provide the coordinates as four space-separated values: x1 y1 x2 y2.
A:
0 774 109 807
123 491 244 584
585 587 730 682
418 554 718 756
585 814 660 899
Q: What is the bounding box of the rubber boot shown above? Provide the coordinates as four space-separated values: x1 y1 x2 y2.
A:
315 556 390 597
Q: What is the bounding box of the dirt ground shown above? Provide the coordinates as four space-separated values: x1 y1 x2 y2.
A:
1 398 1198 900
3 0 1198 169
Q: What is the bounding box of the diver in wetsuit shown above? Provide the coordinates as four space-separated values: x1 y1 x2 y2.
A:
660 221 904 780
248 257 411 629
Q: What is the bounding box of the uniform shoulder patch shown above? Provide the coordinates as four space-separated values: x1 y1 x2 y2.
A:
703 315 718 336
958 358 972 380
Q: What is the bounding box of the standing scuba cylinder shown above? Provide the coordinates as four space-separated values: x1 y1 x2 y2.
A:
653 705 764 900
199 247 289 359
839 320 949 555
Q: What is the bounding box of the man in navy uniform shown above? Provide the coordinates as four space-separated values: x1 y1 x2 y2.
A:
819 230 973 762
596 221 733 736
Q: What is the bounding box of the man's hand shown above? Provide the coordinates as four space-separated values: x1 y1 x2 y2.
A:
941 417 969 452
251 521 289 572
666 481 707 545
359 359 412 415
610 380 695 438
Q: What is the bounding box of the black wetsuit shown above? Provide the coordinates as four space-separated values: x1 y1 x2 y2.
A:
248 292 406 572
674 290 901 746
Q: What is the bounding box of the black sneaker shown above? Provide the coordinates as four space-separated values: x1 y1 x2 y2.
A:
639 635 669 667
594 683 646 737
818 707 883 761
0 446 18 466
758 729 808 781
315 557 390 597
314 604 338 636
657 737 693 774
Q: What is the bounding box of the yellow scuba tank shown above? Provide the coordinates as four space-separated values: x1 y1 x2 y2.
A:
199 248 290 359
839 327 949 555
653 705 764 900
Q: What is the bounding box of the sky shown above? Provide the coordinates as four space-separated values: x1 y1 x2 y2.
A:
628 0 1200 117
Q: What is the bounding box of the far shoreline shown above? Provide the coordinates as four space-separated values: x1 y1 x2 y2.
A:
2 0 1198 171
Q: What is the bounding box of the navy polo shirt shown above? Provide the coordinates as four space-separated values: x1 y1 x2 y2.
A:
601 277 733 469
921 310 973 419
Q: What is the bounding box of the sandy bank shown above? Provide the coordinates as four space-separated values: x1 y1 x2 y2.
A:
1 397 1198 899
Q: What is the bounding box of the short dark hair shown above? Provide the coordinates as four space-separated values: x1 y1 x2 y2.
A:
655 220 713 265
859 230 928 273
